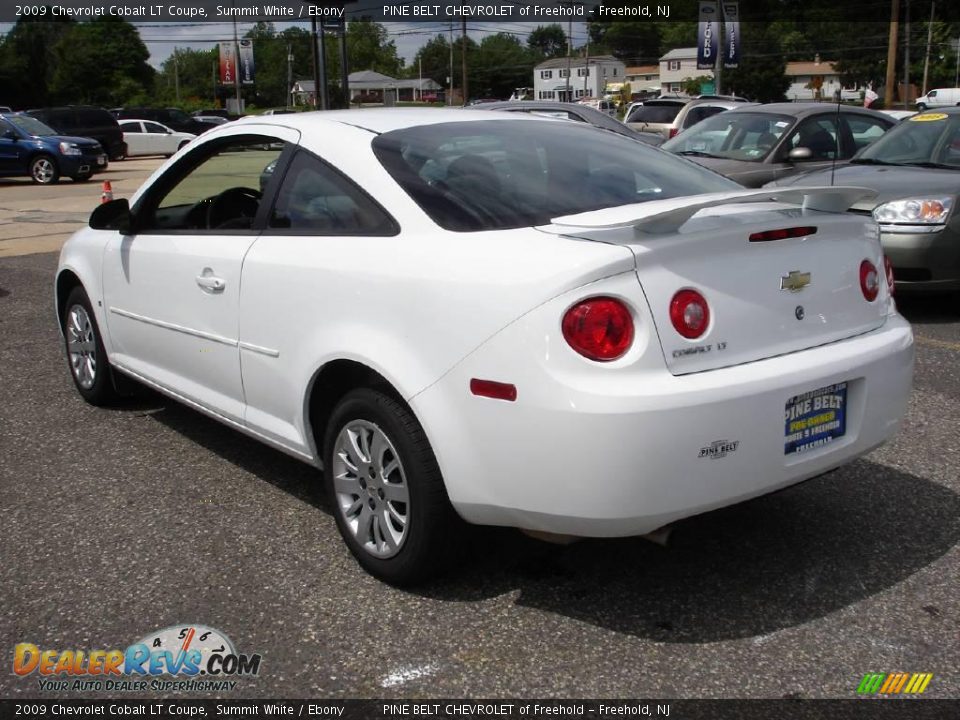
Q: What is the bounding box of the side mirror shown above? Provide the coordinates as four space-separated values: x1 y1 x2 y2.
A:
89 198 133 233
788 147 813 161
2 130 16 140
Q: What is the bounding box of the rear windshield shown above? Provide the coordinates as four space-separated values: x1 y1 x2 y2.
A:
627 104 683 124
372 119 739 232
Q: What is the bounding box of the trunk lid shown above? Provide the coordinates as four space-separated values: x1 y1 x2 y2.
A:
539 187 890 375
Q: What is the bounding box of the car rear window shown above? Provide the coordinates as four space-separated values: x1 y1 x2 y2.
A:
372 119 739 232
627 104 683 124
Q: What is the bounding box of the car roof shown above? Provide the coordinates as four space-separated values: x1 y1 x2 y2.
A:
229 108 553 135
725 103 889 118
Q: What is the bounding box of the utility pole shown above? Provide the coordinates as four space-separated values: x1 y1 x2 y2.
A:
461 19 468 105
448 22 454 105
231 3 241 112
884 0 900 109
418 58 422 102
338 20 349 109
922 1 934 96
583 35 589 99
318 22 328 110
310 16 320 108
287 43 293 108
903 0 911 109
173 48 180 102
212 60 217 106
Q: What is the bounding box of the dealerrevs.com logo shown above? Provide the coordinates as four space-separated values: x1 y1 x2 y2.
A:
13 625 261 692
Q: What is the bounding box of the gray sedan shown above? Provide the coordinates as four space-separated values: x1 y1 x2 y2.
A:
661 103 895 187
767 108 960 296
468 101 664 145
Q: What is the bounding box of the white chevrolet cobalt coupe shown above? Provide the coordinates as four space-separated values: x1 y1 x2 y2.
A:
57 110 914 584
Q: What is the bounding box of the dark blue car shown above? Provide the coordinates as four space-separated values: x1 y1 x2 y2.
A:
0 112 108 184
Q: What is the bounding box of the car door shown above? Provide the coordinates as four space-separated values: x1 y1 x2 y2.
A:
771 113 842 181
101 125 299 422
238 147 399 453
118 121 144 156
142 121 172 155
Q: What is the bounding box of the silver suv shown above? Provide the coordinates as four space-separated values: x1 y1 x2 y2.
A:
627 98 750 139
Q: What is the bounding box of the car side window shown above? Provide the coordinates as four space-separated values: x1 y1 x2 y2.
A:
144 122 167 134
845 115 890 152
267 150 398 236
119 121 141 133
140 136 286 232
786 116 840 160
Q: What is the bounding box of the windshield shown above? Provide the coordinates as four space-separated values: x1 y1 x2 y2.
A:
7 115 57 137
626 104 683 124
662 112 795 161
168 109 191 123
855 112 960 168
373 119 739 232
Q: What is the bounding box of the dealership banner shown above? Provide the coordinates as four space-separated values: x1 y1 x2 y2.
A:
218 42 236 85
238 39 256 85
697 1 719 70
722 2 740 68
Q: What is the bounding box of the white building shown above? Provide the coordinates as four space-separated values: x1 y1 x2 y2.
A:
659 48 713 95
785 57 861 102
532 55 626 102
624 65 661 95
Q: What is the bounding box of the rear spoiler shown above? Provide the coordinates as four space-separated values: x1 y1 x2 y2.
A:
547 186 878 235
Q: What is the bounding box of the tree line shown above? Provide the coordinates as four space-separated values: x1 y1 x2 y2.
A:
1 0 958 111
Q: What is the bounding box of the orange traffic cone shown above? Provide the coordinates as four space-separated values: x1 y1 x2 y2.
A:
100 181 113 204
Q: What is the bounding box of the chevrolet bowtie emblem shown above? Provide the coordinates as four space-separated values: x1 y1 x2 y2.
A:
780 271 812 292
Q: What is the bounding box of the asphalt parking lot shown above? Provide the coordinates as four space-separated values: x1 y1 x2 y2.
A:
0 165 958 701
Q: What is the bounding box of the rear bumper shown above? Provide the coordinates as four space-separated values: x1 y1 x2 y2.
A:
412 312 914 537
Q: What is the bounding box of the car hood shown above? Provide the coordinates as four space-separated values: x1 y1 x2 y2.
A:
678 156 771 184
33 134 103 148
767 163 960 209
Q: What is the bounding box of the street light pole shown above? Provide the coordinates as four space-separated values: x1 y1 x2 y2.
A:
903 0 910 109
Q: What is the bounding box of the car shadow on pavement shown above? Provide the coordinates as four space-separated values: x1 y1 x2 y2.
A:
423 461 960 643
131 390 328 511
140 396 958 643
896 295 960 324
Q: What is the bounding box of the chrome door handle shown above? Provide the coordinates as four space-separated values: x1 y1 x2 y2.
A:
196 273 225 293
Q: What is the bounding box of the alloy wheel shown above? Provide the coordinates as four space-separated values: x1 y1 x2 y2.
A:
332 420 410 559
66 304 97 389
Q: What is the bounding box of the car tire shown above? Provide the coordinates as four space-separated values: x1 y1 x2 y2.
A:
178 141 190 151
917 103 927 111
30 154 59 184
61 286 120 406
323 388 460 585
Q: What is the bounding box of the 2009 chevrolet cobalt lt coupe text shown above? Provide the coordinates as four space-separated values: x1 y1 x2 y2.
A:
56 110 914 584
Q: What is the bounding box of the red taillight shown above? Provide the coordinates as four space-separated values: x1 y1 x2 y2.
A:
884 255 895 295
561 297 634 361
748 226 818 242
860 259 880 302
669 289 710 339
668 127 679 138
470 378 517 402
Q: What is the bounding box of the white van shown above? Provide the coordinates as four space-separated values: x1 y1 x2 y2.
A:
915 88 960 110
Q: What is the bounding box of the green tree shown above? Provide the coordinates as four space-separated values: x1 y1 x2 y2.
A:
50 17 154 105
472 33 538 99
412 34 453 88
528 24 567 59
345 19 403 76
0 15 75 108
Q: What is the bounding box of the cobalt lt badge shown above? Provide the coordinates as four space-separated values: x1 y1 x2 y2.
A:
780 270 811 292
